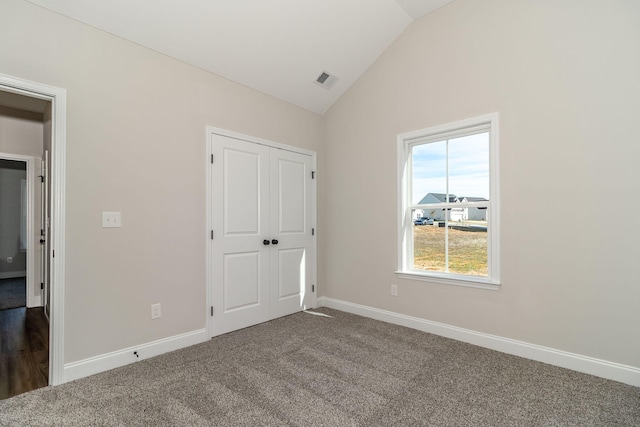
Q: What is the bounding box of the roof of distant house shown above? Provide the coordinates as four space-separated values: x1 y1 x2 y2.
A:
418 193 458 204
418 193 488 204
460 196 488 202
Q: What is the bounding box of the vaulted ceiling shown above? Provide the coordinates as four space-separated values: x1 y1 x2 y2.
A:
25 0 453 114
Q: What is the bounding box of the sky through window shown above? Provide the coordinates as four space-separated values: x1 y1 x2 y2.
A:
411 132 489 204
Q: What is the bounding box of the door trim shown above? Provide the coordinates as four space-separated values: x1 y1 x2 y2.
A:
0 74 67 386
205 126 317 337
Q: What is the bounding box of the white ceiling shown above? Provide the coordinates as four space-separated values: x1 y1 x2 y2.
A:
25 0 453 114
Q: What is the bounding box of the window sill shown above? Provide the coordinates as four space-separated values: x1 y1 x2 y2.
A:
395 270 501 291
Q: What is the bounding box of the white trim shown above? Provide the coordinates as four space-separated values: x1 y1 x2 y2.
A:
396 271 500 290
207 126 316 157
397 135 409 272
31 294 42 307
317 297 640 388
397 113 500 286
205 128 213 337
0 74 67 386
205 126 318 338
310 152 317 309
63 328 208 383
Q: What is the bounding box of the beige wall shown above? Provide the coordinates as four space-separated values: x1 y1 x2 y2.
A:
321 0 640 368
0 0 321 363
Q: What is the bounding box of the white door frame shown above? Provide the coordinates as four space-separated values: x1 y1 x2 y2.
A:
41 151 50 318
0 74 67 386
0 153 37 306
205 126 317 337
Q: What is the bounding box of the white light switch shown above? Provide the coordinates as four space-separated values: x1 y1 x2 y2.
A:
151 303 161 319
102 211 122 228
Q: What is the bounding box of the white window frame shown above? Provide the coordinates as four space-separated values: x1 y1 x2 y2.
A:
396 113 500 290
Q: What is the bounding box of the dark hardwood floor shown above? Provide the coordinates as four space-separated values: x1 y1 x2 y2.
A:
0 307 49 400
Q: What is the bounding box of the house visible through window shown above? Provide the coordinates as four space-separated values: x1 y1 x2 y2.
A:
397 113 500 288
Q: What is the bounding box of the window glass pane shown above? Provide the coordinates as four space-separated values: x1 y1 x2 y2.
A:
412 141 447 205
447 212 488 276
412 211 445 272
448 132 490 202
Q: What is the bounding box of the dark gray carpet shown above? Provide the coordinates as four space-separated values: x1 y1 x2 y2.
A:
0 277 26 311
0 308 638 426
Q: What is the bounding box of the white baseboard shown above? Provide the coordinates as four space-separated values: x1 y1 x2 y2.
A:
27 294 42 308
317 297 640 387
0 271 26 279
63 328 208 383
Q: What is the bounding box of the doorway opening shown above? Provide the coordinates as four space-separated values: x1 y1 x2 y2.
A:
0 104 48 399
0 74 67 392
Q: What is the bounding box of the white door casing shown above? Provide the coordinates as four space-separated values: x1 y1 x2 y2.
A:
207 128 316 338
41 151 50 318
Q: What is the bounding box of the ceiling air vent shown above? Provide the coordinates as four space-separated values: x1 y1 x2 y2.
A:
314 70 339 89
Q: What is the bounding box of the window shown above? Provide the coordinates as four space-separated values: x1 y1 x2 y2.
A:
397 113 500 288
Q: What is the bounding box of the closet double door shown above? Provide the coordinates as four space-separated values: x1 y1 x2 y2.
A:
210 133 314 337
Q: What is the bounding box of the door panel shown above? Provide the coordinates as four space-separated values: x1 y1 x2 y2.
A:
223 252 260 311
211 135 270 336
269 148 313 319
224 149 261 235
277 159 306 233
277 248 305 299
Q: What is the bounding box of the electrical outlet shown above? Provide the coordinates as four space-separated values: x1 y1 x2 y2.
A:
390 284 398 296
151 303 161 319
6 256 13 264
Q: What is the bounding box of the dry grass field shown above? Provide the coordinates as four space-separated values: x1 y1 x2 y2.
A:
413 224 487 276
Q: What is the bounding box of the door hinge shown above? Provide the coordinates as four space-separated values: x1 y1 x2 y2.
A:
40 282 44 290
52 250 55 258
312 284 315 292
210 230 214 240
210 306 214 316
312 228 315 236
311 171 315 179
211 154 214 164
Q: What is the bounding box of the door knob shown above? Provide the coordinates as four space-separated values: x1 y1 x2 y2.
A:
263 239 270 245
271 239 279 245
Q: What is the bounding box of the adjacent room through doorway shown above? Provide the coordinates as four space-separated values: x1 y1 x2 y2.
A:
0 91 51 399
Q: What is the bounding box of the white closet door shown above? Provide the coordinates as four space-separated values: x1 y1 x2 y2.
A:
269 148 313 319
211 134 270 336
